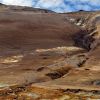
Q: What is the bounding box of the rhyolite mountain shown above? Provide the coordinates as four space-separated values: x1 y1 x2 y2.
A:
0 4 100 99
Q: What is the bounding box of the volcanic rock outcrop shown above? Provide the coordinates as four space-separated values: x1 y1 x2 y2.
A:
0 4 100 99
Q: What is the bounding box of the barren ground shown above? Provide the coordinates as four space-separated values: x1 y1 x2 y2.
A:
0 4 100 99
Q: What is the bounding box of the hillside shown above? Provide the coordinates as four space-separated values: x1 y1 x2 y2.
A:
0 4 100 99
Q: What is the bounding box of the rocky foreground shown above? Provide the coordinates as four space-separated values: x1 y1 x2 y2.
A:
0 4 100 100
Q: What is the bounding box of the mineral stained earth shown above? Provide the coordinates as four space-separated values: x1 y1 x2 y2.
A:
0 3 100 100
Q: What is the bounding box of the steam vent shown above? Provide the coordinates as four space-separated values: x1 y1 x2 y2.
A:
0 4 100 100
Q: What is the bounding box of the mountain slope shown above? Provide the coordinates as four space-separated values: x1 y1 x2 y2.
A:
0 4 100 99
